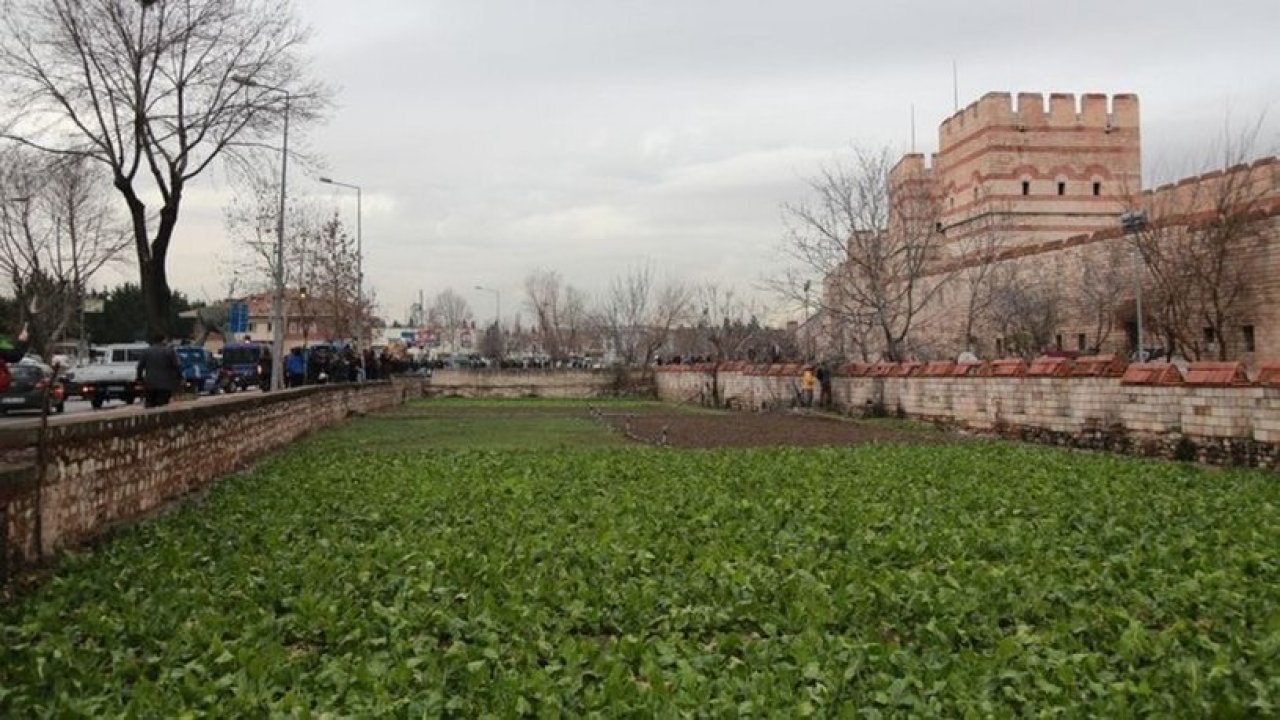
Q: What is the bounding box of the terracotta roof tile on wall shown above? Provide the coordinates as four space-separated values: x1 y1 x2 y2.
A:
987 358 1028 377
1027 356 1073 377
1183 362 1250 387
950 361 985 377
1070 354 1127 377
889 362 924 377
1256 363 1280 387
921 361 956 377
837 362 872 377
1121 362 1184 386
767 363 803 377
869 362 897 377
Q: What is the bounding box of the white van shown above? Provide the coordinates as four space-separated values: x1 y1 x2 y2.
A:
67 343 149 408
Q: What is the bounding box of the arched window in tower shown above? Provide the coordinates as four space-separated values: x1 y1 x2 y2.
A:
1056 176 1067 196
1021 178 1031 196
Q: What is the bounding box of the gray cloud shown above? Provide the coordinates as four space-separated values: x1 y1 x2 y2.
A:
141 0 1280 323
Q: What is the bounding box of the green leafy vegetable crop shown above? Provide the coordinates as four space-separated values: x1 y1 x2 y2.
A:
2 400 1277 716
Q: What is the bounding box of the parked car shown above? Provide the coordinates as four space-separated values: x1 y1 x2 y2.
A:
0 362 66 414
220 342 267 391
175 346 218 394
66 343 147 409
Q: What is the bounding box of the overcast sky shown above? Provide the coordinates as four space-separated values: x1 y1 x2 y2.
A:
141 0 1280 325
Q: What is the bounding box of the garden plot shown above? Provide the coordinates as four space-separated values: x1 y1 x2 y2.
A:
1 399 1276 716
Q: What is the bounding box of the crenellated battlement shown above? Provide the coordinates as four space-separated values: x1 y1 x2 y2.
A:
890 152 934 181
939 91 1139 151
1144 156 1280 214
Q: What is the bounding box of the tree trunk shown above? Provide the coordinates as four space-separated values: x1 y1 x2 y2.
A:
140 257 173 338
141 195 181 338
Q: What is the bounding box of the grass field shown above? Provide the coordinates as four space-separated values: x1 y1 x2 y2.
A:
2 399 1278 716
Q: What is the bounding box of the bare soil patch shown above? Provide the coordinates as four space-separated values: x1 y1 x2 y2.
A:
593 407 944 448
382 400 946 449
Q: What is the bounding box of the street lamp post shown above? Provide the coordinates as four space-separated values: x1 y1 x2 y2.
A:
233 76 290 391
319 176 365 378
1121 209 1149 361
299 286 309 381
474 285 501 365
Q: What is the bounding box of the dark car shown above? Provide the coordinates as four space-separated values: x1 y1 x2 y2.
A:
220 342 266 391
0 363 66 414
305 344 337 384
175 346 217 394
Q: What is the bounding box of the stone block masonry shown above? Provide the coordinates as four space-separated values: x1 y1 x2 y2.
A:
656 362 1280 469
426 368 647 398
0 378 426 581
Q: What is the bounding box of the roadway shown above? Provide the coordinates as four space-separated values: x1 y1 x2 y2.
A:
0 398 133 426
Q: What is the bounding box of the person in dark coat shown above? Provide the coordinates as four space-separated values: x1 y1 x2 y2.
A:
817 362 833 409
136 333 182 408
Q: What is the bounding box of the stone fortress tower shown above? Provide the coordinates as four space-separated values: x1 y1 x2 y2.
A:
893 92 1143 250
851 90 1280 363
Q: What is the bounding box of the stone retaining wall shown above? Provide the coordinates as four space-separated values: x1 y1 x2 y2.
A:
426 369 646 398
0 378 426 579
656 359 1280 469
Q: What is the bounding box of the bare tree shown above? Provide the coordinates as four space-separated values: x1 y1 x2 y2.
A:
524 269 588 362
224 163 319 296
0 150 129 358
779 148 948 361
1133 144 1278 360
0 0 326 336
478 322 502 361
1074 241 1128 354
599 263 691 369
947 217 1005 357
188 269 241 346
987 264 1063 359
687 283 761 406
302 213 364 342
428 289 473 351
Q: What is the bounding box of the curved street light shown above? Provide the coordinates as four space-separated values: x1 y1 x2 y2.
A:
319 176 365 377
233 75 291 391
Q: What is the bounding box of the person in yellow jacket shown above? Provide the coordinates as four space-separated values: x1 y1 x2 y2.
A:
800 366 816 408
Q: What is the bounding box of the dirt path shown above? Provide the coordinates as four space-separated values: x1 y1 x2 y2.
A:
591 407 944 448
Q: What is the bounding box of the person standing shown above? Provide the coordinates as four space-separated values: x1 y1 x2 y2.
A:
136 333 182 408
817 362 832 409
256 345 273 391
285 347 306 388
800 365 816 408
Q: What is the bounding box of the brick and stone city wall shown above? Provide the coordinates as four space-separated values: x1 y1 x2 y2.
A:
0 378 426 579
427 368 646 398
656 359 1280 469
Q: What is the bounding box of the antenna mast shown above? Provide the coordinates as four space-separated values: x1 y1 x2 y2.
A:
910 104 916 152
952 59 959 112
